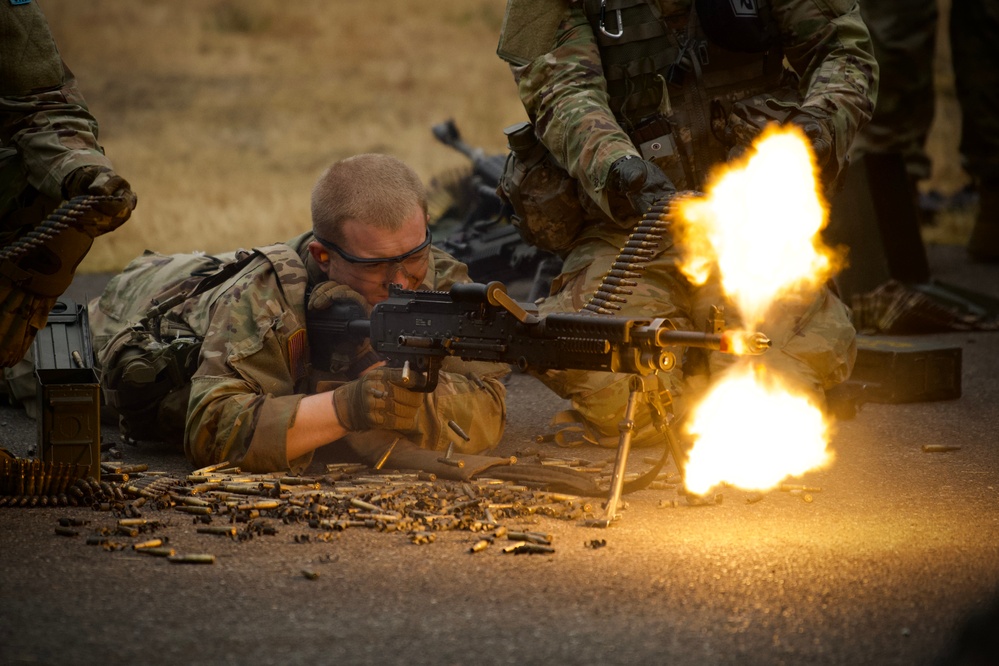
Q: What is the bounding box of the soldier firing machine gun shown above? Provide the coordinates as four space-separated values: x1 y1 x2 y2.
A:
309 278 770 527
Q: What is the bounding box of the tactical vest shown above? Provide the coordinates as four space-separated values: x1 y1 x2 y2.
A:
93 241 308 445
582 0 791 189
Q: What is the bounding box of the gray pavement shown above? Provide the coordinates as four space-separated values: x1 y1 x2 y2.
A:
1 243 998 666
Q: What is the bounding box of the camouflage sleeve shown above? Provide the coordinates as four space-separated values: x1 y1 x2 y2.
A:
185 262 310 473
0 3 113 200
775 0 879 172
508 2 638 217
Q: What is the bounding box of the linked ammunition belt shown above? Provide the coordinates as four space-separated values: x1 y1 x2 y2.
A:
0 194 112 263
0 457 113 507
583 196 674 315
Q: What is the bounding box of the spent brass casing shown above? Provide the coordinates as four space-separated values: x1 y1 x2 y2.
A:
503 541 557 554
167 554 216 564
175 505 212 515
190 461 232 475
507 531 552 545
133 539 165 550
117 518 148 527
235 500 280 511
197 526 237 537
138 546 176 557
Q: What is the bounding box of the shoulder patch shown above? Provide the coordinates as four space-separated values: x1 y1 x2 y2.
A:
10 0 33 6
497 0 566 66
287 328 307 383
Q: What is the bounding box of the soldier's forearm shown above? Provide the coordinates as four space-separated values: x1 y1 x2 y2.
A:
285 391 351 462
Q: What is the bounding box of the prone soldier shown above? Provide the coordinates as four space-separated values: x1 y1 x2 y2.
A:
88 154 509 473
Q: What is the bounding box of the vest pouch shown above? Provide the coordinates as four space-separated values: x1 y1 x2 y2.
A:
498 122 585 255
98 325 201 445
722 88 803 153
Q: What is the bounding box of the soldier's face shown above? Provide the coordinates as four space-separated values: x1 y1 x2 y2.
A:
319 206 431 306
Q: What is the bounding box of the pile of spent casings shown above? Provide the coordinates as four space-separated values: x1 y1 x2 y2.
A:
31 458 627 561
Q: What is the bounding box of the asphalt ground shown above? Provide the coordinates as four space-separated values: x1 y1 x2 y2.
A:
1 243 998 666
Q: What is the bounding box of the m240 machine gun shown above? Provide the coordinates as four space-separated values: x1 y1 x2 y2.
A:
309 281 770 526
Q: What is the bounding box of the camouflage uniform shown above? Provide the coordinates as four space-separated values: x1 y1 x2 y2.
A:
952 0 999 261
498 0 873 445
848 0 937 181
1 1 133 367
180 232 508 473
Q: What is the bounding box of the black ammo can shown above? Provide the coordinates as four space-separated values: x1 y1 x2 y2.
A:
33 298 101 480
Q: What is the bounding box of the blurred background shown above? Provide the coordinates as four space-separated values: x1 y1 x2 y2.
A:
40 0 971 273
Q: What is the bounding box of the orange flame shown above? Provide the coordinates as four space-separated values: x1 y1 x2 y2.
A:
674 124 840 325
682 365 834 495
674 125 839 494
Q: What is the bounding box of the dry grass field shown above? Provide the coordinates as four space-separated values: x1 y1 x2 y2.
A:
39 0 972 272
42 0 526 271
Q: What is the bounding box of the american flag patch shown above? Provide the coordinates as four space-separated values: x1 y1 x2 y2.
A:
287 328 307 381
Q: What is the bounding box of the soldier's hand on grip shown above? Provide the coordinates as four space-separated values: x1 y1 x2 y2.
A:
61 164 137 236
785 108 834 171
606 156 676 226
331 367 423 432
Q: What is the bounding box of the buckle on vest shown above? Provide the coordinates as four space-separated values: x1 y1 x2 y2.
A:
629 116 677 161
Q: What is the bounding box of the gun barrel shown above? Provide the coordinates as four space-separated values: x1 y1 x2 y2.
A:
651 328 770 355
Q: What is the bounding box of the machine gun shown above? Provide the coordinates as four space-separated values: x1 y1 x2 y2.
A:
309 280 770 526
429 119 561 302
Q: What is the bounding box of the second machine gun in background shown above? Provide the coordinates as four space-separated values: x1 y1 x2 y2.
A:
309 281 771 526
428 119 561 303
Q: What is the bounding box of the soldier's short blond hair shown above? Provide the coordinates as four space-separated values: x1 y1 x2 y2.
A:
311 153 428 244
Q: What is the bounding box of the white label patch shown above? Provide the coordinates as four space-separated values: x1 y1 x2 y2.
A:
729 0 759 18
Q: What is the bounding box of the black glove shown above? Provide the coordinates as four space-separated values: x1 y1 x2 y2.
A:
785 108 834 171
61 164 137 236
331 367 424 432
606 156 677 226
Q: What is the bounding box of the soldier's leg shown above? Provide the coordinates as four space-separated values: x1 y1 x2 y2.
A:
853 0 938 178
534 231 693 447
952 0 999 262
690 276 856 407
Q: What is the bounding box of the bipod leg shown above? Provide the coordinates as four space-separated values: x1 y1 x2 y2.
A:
583 376 643 528
646 384 686 486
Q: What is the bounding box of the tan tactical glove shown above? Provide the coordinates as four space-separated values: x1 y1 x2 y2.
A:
331 367 423 432
61 164 137 236
784 107 834 172
307 281 379 377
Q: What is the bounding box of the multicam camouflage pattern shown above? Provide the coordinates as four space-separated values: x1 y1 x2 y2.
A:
499 0 869 444
503 0 878 214
1 2 119 368
0 2 113 212
185 234 507 473
848 0 937 180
